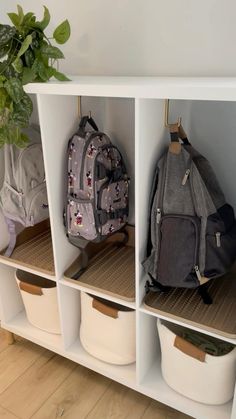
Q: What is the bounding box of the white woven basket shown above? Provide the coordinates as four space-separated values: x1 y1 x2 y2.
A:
80 292 135 365
16 270 61 334
157 319 236 405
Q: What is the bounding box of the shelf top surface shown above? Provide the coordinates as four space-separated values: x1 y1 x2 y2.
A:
24 76 236 101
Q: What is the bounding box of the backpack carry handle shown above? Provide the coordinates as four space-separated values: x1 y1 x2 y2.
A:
169 123 190 154
79 115 99 133
169 123 190 144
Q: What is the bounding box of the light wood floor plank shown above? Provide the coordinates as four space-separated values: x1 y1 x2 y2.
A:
31 365 111 419
0 406 19 419
142 400 192 419
0 335 192 419
0 339 45 394
86 381 151 419
0 350 76 419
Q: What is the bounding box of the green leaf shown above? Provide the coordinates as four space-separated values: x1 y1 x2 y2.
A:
24 49 34 67
10 108 29 127
17 34 32 58
22 67 36 85
12 57 23 73
38 64 50 81
52 70 70 81
32 58 50 81
0 88 8 110
17 5 24 25
45 66 55 79
0 45 9 59
7 13 20 27
37 6 50 31
3 64 18 79
53 19 70 44
0 25 16 46
14 93 33 117
22 12 35 26
5 78 24 104
41 44 64 59
16 132 29 148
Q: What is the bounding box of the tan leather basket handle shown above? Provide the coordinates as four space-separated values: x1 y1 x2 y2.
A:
92 298 118 319
19 281 43 296
174 335 206 362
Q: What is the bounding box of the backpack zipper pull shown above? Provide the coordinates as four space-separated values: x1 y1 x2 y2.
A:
18 191 23 208
156 208 161 224
215 232 221 247
194 265 202 282
182 169 190 186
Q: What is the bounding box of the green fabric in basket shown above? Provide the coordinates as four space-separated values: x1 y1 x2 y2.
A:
181 330 234 356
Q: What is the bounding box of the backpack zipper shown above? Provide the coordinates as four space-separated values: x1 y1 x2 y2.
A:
156 208 161 224
80 132 109 190
194 265 202 282
182 169 190 186
215 232 221 247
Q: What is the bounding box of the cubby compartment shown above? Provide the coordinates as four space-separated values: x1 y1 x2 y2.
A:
0 94 56 280
58 282 136 384
157 319 236 405
0 220 55 279
0 264 63 352
36 94 135 288
137 312 234 419
63 225 135 302
137 98 236 314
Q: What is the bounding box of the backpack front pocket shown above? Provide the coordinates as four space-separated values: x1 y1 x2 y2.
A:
157 215 200 288
67 199 97 241
27 182 49 226
98 180 128 212
0 181 26 223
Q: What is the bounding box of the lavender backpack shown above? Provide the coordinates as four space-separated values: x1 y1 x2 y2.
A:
64 116 129 257
0 125 49 257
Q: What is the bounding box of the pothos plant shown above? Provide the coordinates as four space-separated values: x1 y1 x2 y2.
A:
0 5 71 147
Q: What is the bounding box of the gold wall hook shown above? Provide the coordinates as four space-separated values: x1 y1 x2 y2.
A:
78 96 82 118
78 97 92 119
164 99 181 128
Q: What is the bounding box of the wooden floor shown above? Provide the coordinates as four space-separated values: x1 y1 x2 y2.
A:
0 329 191 419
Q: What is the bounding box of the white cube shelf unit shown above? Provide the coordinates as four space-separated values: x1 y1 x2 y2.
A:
1 77 236 419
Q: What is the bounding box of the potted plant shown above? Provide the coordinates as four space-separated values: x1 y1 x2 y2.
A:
0 5 71 146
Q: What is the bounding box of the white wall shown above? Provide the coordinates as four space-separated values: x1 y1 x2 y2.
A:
1 0 236 77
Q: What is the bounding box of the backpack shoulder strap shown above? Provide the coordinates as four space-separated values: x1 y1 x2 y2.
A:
4 217 16 257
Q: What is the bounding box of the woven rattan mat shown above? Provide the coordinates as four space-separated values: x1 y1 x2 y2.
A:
0 229 55 275
64 244 135 302
144 273 236 338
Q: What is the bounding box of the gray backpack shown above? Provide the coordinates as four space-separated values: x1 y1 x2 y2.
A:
143 125 236 303
64 116 129 251
0 125 49 256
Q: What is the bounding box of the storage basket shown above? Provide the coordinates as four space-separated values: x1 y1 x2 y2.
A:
157 319 236 405
15 270 61 334
80 292 136 365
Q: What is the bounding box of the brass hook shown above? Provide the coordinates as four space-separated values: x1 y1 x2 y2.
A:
78 96 82 118
164 99 181 128
78 97 92 119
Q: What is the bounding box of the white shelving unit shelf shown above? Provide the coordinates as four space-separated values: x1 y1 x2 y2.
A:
0 77 236 419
